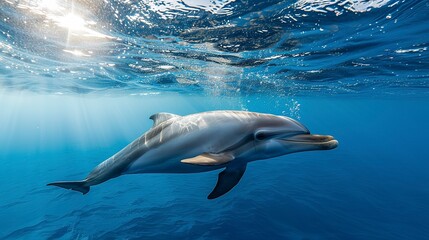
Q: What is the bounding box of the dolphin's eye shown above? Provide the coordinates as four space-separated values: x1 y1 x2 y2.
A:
255 131 269 141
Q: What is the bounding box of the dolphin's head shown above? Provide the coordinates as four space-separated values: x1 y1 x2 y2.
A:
246 114 338 160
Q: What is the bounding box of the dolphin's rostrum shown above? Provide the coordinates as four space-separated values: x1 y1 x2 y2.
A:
48 111 338 199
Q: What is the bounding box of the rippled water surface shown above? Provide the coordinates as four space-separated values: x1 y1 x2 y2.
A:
1 0 429 239
1 0 428 95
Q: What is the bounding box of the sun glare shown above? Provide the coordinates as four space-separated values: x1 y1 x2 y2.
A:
5 0 115 57
63 49 91 57
39 0 61 11
58 14 86 31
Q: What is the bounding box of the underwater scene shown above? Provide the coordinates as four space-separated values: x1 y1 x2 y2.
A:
1 0 429 239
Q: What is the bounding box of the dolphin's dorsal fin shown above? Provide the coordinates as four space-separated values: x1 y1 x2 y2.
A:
181 153 234 166
208 163 247 199
149 112 180 127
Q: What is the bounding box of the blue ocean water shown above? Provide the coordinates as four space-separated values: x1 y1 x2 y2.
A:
1 0 429 239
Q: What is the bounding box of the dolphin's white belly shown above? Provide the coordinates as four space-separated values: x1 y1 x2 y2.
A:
125 155 223 174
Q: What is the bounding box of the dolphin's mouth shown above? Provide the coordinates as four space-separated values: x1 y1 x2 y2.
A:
280 134 338 150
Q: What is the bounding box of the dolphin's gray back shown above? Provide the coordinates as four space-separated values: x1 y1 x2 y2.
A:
142 110 261 148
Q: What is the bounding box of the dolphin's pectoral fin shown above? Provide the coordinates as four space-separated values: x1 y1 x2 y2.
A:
150 112 180 127
181 153 234 166
208 163 247 199
47 180 90 195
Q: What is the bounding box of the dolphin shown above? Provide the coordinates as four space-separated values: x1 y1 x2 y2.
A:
48 111 338 199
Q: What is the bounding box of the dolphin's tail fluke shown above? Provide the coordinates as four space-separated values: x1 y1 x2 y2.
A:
47 180 90 195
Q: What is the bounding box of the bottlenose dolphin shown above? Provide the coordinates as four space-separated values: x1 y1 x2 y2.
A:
48 111 338 199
